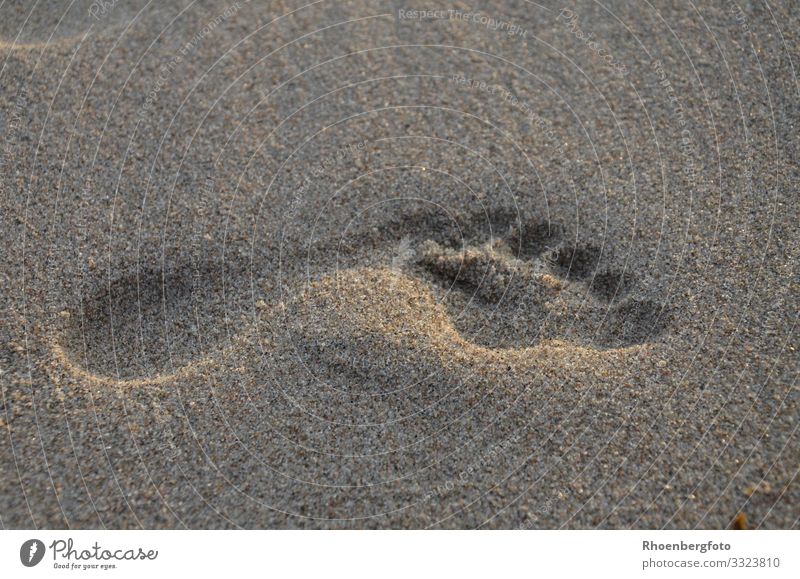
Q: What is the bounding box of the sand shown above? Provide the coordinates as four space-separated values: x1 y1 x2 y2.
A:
1 0 797 528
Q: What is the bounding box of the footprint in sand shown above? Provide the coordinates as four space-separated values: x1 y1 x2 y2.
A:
53 207 670 385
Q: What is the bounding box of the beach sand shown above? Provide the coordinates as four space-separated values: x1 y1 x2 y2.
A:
1 0 797 528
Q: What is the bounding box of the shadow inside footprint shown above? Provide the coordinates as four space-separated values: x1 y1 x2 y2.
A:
597 299 670 348
509 219 564 259
589 270 634 302
416 240 557 348
551 243 603 280
61 260 249 381
417 240 523 303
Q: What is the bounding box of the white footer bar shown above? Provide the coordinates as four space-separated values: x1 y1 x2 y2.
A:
2 530 797 578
